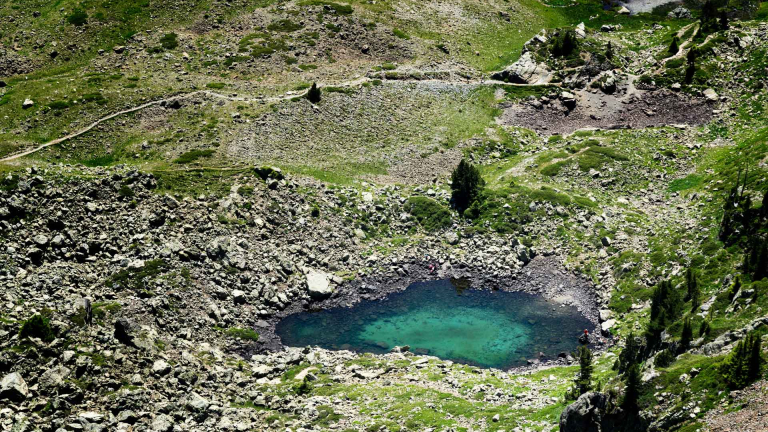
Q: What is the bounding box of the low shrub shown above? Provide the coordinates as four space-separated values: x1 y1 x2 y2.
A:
19 310 55 342
406 197 452 231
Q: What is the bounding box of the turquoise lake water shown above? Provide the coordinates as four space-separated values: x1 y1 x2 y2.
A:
275 279 592 369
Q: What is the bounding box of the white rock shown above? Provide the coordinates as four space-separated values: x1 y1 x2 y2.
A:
0 372 29 401
703 88 718 102
307 270 333 299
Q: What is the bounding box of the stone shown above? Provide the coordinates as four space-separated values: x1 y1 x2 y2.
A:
232 289 246 304
39 366 71 393
0 372 29 402
668 7 692 19
152 359 172 376
617 6 630 14
186 392 210 411
444 231 459 245
600 237 612 247
307 270 333 299
559 392 607 432
703 88 718 102
115 318 156 351
151 414 174 432
22 99 34 109
560 91 577 110
113 46 126 54
600 319 616 336
490 51 550 84
574 22 586 39
116 410 138 424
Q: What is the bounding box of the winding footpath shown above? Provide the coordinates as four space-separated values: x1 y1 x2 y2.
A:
0 75 547 163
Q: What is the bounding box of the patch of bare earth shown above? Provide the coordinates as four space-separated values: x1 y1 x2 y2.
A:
704 380 768 432
500 88 715 136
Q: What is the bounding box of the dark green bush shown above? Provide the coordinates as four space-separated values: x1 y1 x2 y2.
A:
119 185 134 198
160 33 178 50
19 311 55 342
67 9 88 26
407 197 452 231
268 19 303 32
173 149 215 164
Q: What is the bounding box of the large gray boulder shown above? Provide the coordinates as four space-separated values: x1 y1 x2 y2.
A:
491 52 549 84
560 392 648 432
0 372 29 402
560 392 609 432
39 365 71 394
115 318 157 351
307 270 333 299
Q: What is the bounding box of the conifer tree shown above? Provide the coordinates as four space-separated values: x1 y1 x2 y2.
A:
684 48 697 84
722 333 762 389
689 273 701 313
719 10 729 31
306 82 322 103
668 36 679 55
450 159 485 214
622 363 641 413
748 333 762 381
729 277 742 302
576 345 594 395
681 318 693 352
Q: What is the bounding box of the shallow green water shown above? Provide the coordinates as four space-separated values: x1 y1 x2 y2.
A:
276 280 592 369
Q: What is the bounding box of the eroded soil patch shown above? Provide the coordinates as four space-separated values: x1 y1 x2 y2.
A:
500 88 715 136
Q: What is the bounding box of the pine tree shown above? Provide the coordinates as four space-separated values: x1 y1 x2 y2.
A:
576 345 594 395
647 279 684 348
668 36 679 55
619 332 640 372
755 241 768 281
306 82 321 103
699 319 711 337
748 333 762 381
761 189 768 219
722 333 762 389
689 274 701 313
681 318 693 352
719 10 729 31
450 159 485 214
684 48 697 84
622 363 641 413
729 277 742 302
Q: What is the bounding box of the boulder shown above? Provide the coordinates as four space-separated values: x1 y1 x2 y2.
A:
560 91 577 110
560 392 608 432
22 99 34 109
618 6 630 15
0 372 29 402
444 231 459 245
186 392 210 411
152 414 174 432
307 270 333 299
115 318 157 351
600 319 616 336
491 52 549 84
668 7 692 19
152 359 172 376
703 88 718 102
39 365 71 393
